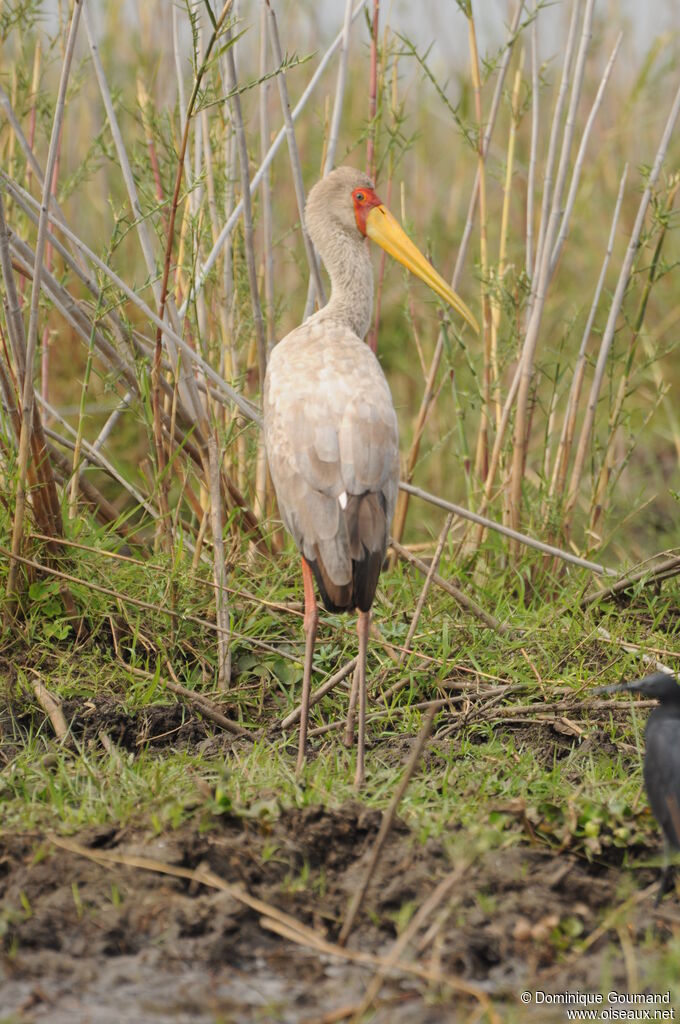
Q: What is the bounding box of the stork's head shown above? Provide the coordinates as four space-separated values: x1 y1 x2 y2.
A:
305 165 479 333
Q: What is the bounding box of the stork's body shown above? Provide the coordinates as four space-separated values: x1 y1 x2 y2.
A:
264 166 477 786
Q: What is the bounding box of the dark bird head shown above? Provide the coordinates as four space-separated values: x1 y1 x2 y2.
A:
594 671 680 704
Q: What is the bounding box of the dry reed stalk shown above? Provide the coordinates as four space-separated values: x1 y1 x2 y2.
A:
0 171 259 422
304 0 361 318
0 85 53 205
0 6 80 606
390 2 524 552
525 2 538 278
588 183 679 543
207 431 232 689
468 8 492 483
68 307 98 521
325 0 355 176
490 57 523 433
38 397 160 520
5 0 82 608
547 164 628 511
84 6 163 309
254 2 277 526
154 6 235 555
222 24 268 391
365 0 380 181
508 0 593 543
451 1 525 286
399 482 616 576
642 324 680 465
182 0 367 319
25 38 41 193
137 78 167 230
531 0 581 283
367 53 398 354
39 119 60 408
549 31 623 276
265 0 326 314
564 81 680 529
400 512 454 661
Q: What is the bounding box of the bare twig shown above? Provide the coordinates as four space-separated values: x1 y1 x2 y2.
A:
28 672 68 740
581 555 680 608
399 482 617 576
390 537 507 634
5 1 82 604
279 658 358 730
180 0 366 318
265 0 325 310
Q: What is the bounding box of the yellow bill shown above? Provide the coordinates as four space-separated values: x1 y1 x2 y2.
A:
365 204 479 334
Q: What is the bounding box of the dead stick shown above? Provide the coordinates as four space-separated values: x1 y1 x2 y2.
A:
29 673 67 740
49 832 485 1002
390 538 508 634
338 705 437 946
124 662 253 740
581 555 680 608
280 657 357 730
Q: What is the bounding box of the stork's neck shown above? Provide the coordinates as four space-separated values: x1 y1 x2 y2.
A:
312 231 373 340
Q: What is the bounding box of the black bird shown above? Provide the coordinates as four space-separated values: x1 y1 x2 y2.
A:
600 671 680 901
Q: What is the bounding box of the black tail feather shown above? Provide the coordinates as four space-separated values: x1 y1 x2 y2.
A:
307 490 387 614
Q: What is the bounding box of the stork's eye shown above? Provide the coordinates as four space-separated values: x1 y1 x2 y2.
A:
355 191 365 203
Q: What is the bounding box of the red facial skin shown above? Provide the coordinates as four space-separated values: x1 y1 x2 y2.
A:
352 187 383 236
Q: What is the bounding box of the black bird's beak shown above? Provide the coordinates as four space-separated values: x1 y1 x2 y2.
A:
592 671 678 698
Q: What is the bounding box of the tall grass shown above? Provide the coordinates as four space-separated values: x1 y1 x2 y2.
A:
1 0 679 647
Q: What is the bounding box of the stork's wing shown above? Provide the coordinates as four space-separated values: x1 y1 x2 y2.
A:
263 320 399 588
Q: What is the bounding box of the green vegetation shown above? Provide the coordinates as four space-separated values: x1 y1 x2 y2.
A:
1 0 680 1018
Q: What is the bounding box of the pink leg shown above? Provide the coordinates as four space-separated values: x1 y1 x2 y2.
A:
344 661 360 747
354 609 370 789
297 557 318 775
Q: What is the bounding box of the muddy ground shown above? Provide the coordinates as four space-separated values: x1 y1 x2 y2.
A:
2 801 678 1023
2 701 679 1022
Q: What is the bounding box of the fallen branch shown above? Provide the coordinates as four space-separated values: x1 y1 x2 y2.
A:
51 833 487 1004
123 662 254 740
581 554 680 608
399 482 618 576
28 671 68 740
